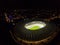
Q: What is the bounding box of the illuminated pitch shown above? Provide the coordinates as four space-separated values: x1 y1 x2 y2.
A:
25 21 46 30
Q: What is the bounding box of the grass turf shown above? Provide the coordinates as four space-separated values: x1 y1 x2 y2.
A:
29 26 40 30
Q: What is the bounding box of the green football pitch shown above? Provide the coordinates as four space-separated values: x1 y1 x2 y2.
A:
25 21 46 31
29 25 40 30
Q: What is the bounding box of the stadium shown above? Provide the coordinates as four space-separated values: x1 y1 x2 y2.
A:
5 9 59 45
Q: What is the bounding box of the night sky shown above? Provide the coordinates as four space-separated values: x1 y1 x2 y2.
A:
0 0 60 9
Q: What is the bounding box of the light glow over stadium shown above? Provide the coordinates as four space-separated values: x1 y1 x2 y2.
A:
25 21 46 30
